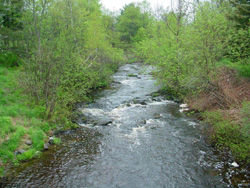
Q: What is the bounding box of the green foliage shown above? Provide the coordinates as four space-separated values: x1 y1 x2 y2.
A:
1 0 250 169
0 52 21 68
229 0 250 29
241 101 250 137
203 110 250 162
226 0 250 70
16 149 36 161
135 0 250 163
28 128 45 151
0 126 26 163
53 137 61 144
152 92 160 97
136 1 229 95
19 0 123 122
0 167 3 176
227 28 250 61
218 58 250 78
0 67 56 169
203 111 240 146
0 0 125 173
0 117 14 138
116 2 153 48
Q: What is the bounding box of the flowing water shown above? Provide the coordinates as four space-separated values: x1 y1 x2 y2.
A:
1 63 250 188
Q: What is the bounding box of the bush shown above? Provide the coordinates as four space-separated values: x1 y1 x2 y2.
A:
203 109 250 162
203 111 240 146
0 52 21 68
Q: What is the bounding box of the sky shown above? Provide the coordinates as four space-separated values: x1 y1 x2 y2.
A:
100 0 172 11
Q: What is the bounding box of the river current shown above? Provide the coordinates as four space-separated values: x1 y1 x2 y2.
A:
1 63 249 187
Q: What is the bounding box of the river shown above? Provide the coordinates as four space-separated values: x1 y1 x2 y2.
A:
1 63 249 187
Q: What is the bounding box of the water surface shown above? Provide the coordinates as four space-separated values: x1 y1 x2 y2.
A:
2 63 249 188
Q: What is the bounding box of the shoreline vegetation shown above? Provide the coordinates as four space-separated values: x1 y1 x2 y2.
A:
1 0 250 178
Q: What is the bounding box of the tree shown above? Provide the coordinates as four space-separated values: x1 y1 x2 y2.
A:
116 2 152 48
0 0 24 53
227 0 250 61
19 0 123 121
229 0 250 29
136 0 229 95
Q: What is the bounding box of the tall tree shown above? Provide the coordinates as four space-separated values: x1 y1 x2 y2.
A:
227 0 250 60
229 0 250 29
0 0 24 52
116 2 152 48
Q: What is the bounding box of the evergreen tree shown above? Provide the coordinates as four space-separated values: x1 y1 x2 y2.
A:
227 0 250 60
229 0 250 29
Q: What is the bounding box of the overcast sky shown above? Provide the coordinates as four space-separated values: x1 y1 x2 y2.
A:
100 0 172 11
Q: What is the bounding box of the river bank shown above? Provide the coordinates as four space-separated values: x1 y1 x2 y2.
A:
0 66 63 178
184 67 250 166
1 63 249 187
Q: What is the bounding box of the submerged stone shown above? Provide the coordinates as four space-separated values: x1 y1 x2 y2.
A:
97 117 113 126
44 143 50 151
154 113 162 119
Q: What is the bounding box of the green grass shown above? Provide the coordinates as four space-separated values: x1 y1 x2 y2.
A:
0 117 14 138
0 126 26 163
203 110 250 163
16 149 37 161
0 65 60 176
53 137 61 144
218 58 250 78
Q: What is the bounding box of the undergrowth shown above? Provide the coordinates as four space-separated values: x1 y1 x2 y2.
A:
203 109 250 163
189 66 250 164
0 65 59 177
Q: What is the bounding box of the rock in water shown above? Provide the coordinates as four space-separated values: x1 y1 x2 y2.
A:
49 137 55 145
231 162 239 167
180 104 188 108
98 117 113 126
44 143 50 150
81 108 113 126
154 113 162 119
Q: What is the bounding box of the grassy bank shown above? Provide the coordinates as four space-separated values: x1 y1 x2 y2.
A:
0 49 123 176
0 65 61 176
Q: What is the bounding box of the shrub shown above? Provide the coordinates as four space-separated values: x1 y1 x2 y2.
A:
0 52 21 68
203 109 250 162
